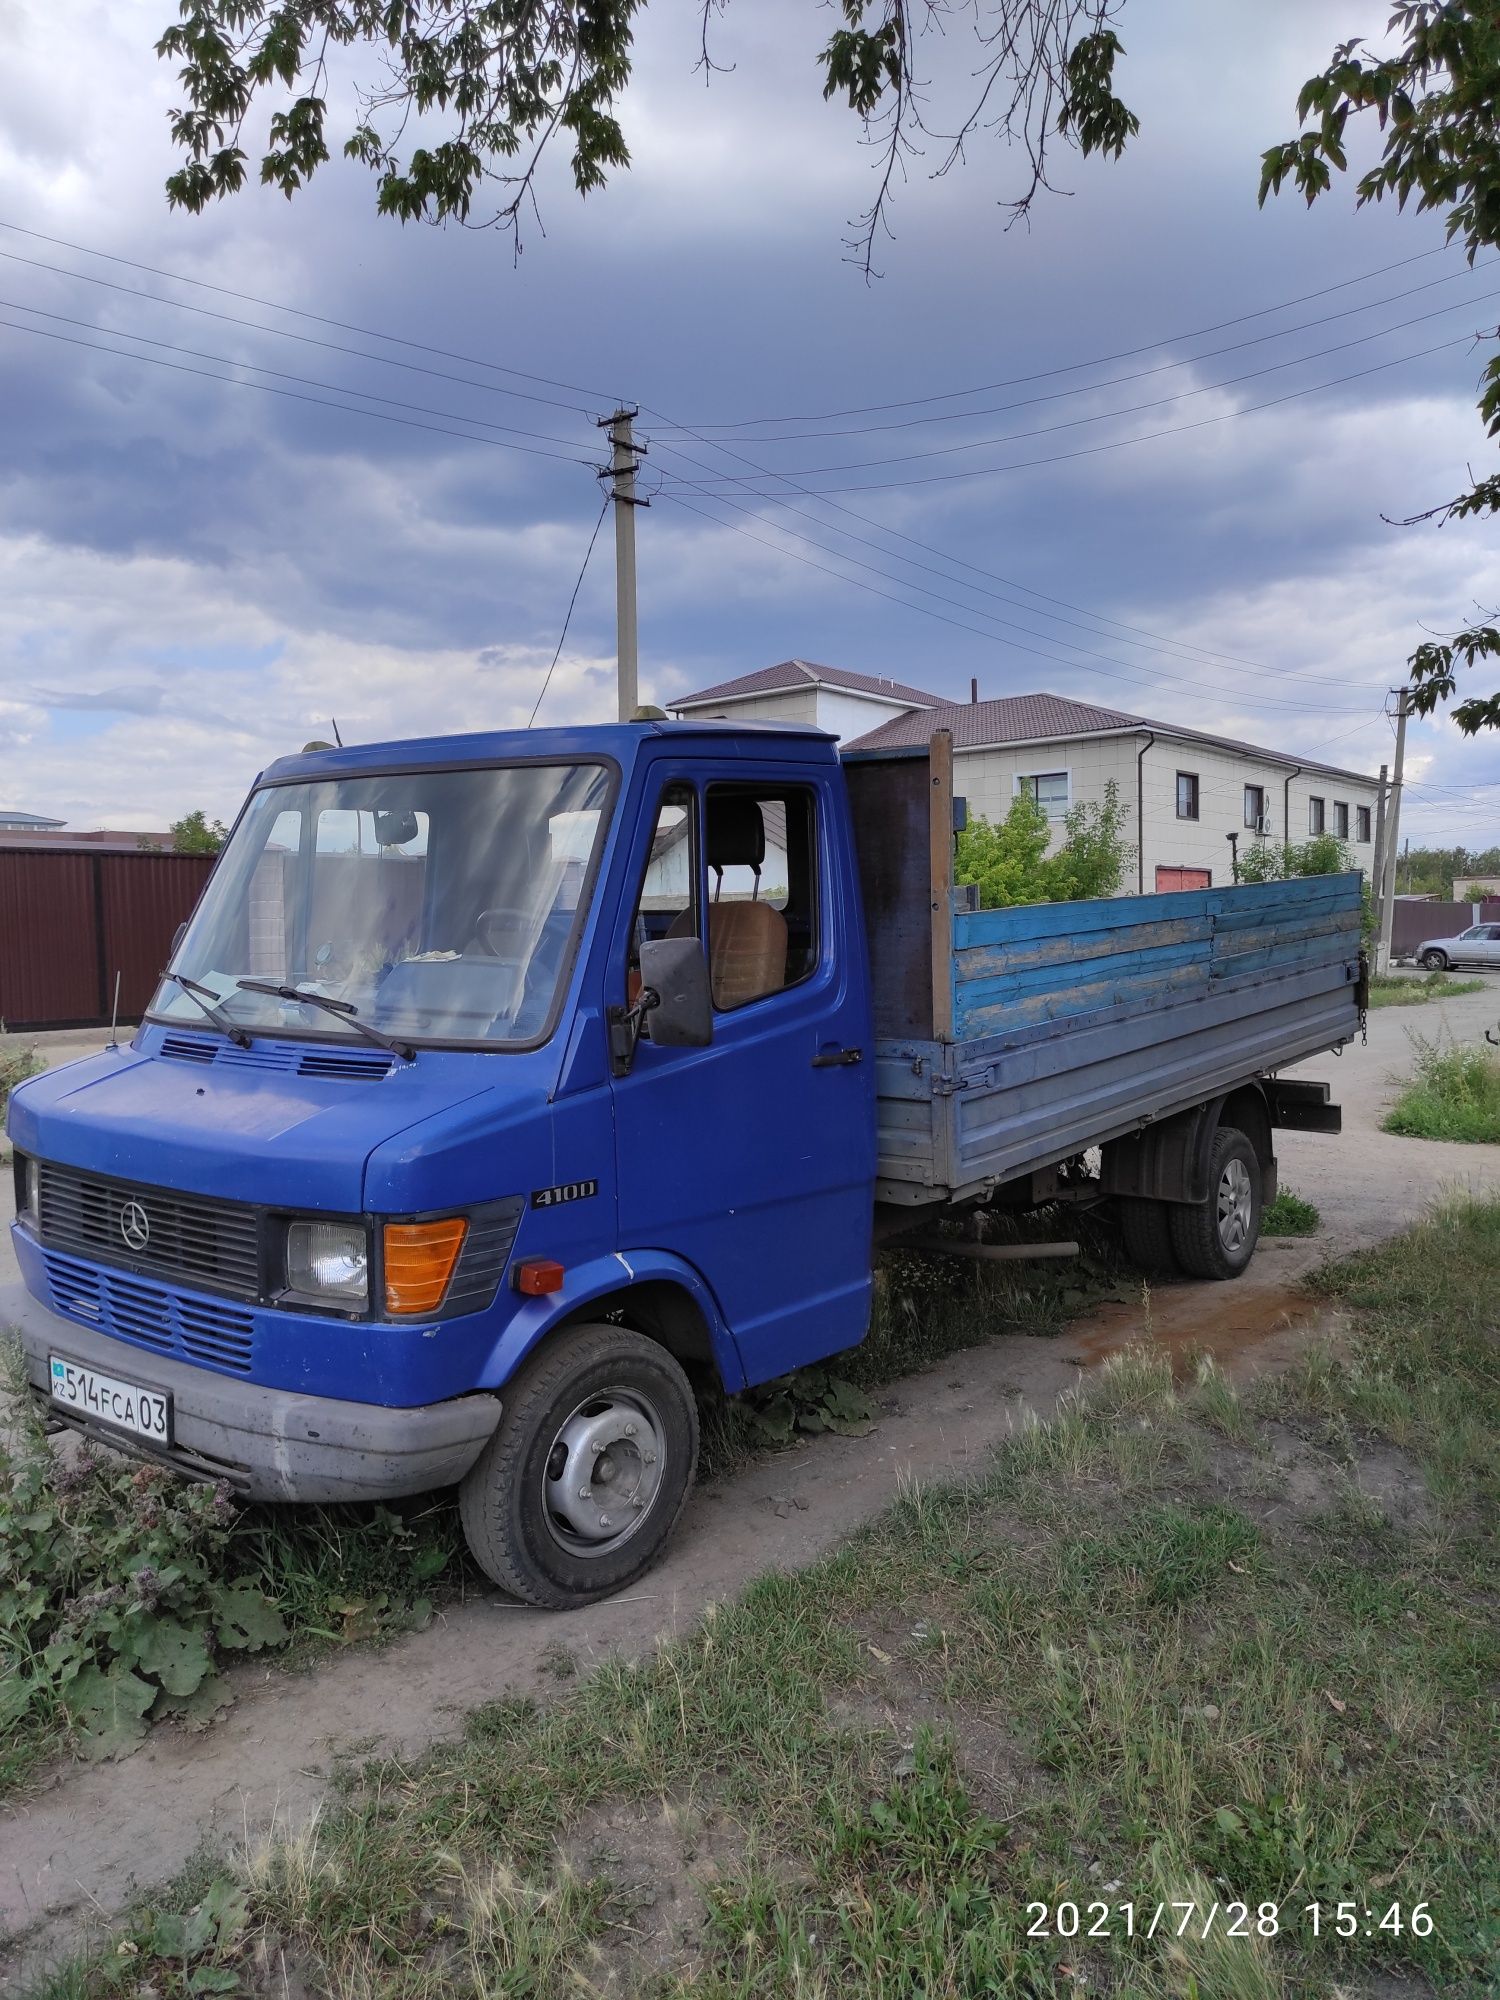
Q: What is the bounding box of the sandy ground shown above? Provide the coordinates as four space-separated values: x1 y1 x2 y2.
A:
1 977 1497 1966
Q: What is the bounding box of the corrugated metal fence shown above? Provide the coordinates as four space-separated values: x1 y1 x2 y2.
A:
0 849 216 1030
1391 898 1500 958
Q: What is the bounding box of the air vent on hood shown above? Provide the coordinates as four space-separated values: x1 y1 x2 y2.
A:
297 1049 396 1082
160 1034 218 1065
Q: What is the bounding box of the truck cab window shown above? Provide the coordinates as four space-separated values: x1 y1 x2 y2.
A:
630 787 700 1015
702 786 818 1011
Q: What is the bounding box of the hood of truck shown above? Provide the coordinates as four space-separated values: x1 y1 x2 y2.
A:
6 1029 568 1213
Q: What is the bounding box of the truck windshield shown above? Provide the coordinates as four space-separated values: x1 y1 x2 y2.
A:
148 761 613 1048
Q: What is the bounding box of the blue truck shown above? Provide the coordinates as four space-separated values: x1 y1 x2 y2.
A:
6 720 1364 1606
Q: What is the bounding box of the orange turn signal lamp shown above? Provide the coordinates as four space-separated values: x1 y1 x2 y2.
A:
514 1258 566 1297
383 1217 468 1315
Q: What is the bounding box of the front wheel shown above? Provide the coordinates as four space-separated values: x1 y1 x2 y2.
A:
1168 1125 1262 1281
459 1323 699 1608
1420 949 1449 971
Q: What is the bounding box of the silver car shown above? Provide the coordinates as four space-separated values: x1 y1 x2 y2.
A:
1417 923 1500 971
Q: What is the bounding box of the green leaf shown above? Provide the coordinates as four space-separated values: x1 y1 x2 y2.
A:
188 1970 241 1995
130 1617 213 1697
158 1674 235 1733
66 1665 155 1761
211 1587 287 1652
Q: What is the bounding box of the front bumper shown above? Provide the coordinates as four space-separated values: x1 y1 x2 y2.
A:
11 1295 502 1502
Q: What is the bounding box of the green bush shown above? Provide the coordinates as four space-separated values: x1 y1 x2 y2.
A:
1383 1034 1500 1144
0 1364 458 1787
956 780 1134 909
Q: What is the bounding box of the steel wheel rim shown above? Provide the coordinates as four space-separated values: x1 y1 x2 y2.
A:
540 1386 666 1559
1217 1157 1253 1254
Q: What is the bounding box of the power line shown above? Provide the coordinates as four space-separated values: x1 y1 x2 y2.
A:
0 316 596 466
653 259 1497 443
658 487 1369 716
667 334 1481 495
653 244 1463 429
648 432 1371 690
0 295 594 450
529 496 611 727
668 304 1499 485
0 220 619 405
0 246 596 417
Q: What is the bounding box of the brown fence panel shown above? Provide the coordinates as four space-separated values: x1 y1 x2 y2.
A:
1 849 216 1030
1391 900 1470 958
99 854 217 1021
0 851 101 1027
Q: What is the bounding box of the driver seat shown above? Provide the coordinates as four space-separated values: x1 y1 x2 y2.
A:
668 795 787 1009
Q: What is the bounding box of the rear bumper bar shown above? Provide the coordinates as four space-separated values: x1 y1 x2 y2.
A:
10 1296 501 1502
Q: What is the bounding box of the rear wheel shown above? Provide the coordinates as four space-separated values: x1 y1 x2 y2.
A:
1168 1125 1262 1281
1420 948 1449 971
459 1323 699 1608
1118 1197 1178 1275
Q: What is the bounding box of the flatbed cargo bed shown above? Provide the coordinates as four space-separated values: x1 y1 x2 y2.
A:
842 735 1364 1207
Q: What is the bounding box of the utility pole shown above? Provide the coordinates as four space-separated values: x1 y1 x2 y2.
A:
598 408 644 721
1371 761 1389 913
1376 687 1410 974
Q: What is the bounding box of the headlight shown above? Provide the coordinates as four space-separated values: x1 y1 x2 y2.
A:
20 1157 39 1228
285 1220 369 1305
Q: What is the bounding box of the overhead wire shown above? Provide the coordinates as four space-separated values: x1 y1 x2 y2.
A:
651 242 1464 429
529 496 611 726
0 219 619 404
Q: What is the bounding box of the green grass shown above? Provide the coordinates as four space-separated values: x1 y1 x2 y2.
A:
1260 1187 1320 1237
0 1043 42 1123
1367 972 1485 1008
22 1198 1500 2000
1383 1033 1500 1143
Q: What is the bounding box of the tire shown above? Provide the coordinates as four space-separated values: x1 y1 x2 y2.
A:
1420 949 1449 971
459 1323 699 1608
1118 1197 1178 1275
1168 1125 1262 1281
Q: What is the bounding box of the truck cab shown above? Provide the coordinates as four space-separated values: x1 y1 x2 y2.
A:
8 722 878 1607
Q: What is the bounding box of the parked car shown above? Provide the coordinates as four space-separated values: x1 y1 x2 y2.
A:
1416 924 1500 971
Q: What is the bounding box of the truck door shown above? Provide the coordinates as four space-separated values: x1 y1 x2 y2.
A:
608 763 876 1385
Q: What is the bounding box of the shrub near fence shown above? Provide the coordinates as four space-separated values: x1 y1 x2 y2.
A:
0 849 215 1030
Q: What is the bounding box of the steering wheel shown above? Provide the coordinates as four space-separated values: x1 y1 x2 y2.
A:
474 907 534 958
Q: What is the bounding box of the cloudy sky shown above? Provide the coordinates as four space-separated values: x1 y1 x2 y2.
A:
1 0 1497 848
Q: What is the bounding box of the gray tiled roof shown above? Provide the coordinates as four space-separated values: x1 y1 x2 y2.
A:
843 690 1375 785
671 658 947 709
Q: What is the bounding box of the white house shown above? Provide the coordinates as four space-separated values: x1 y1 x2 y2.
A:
670 669 1380 895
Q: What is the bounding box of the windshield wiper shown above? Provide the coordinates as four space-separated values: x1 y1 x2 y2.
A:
162 971 253 1048
235 981 414 1062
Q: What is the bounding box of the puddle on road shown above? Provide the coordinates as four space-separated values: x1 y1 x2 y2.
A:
1068 1281 1323 1382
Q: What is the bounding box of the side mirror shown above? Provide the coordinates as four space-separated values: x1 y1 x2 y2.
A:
373 809 420 847
639 937 713 1048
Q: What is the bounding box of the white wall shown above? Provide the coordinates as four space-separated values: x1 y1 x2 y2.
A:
673 685 922 740
952 733 1379 894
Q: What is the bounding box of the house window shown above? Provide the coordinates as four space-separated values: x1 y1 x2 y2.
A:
1333 801 1349 839
1356 805 1371 842
1175 772 1200 820
1309 796 1325 835
1015 771 1070 820
1244 785 1266 832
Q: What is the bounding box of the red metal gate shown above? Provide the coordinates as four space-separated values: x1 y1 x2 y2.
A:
0 849 216 1031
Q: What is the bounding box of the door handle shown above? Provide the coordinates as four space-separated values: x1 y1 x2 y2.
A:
812 1046 863 1067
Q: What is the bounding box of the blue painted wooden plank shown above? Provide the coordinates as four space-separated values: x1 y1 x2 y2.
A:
1210 935 1358 980
954 938 1212 1013
953 889 1211 950
955 915 1209 980
955 961 1207 1039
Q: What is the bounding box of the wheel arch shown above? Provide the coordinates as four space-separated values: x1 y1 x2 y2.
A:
477 1250 746 1398
1101 1082 1276 1208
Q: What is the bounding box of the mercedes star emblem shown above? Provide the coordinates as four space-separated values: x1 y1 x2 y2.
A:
119 1200 151 1252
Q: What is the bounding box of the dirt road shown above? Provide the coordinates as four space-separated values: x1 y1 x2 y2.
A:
2 979 1497 1965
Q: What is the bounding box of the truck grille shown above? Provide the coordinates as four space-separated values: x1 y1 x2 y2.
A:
44 1251 256 1374
36 1164 262 1304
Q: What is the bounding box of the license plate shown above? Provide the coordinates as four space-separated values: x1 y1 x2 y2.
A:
49 1355 172 1445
